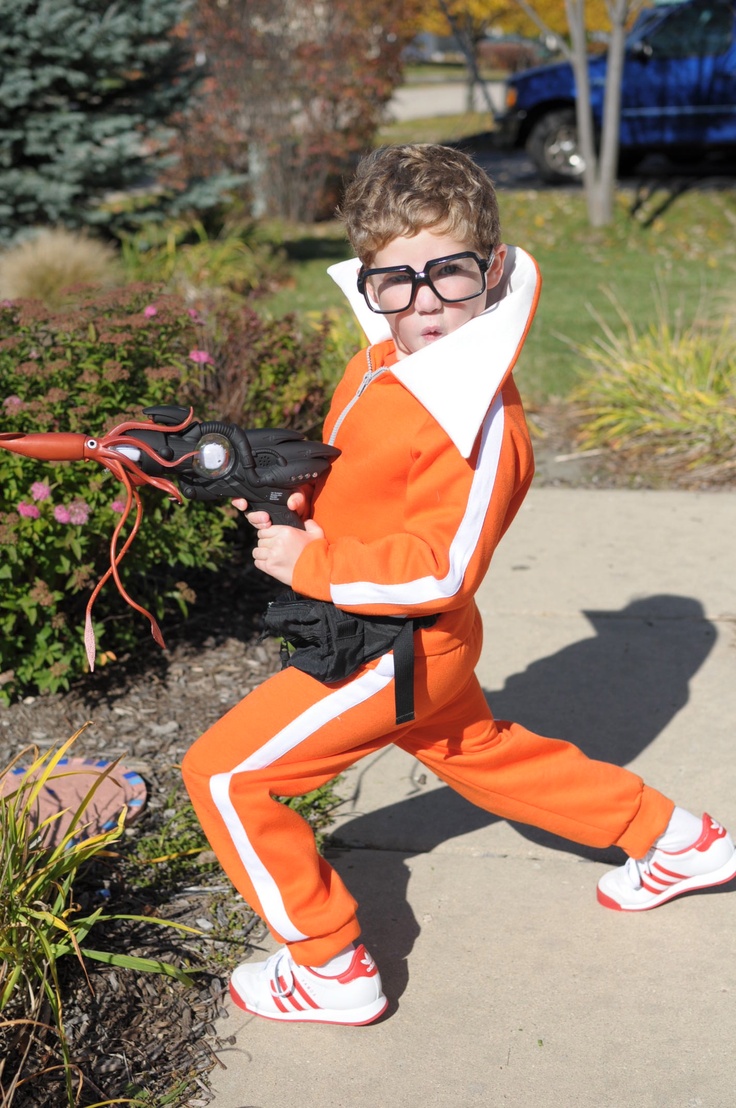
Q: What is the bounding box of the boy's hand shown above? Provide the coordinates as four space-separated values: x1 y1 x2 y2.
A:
232 488 310 523
232 489 320 584
252 518 323 585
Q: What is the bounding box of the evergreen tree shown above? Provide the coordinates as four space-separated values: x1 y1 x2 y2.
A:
0 0 211 242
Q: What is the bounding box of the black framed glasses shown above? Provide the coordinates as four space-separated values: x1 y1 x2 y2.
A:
357 251 493 315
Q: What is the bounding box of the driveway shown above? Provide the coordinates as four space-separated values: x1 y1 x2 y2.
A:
388 79 507 121
389 80 736 191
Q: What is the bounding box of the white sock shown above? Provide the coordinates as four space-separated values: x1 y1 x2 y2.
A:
312 943 356 975
655 807 703 853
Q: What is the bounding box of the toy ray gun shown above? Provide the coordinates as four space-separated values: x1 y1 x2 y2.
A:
0 404 340 669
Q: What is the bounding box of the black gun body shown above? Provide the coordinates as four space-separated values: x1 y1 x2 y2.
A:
120 406 339 530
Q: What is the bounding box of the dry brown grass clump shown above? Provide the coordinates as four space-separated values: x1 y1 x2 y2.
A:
0 228 122 307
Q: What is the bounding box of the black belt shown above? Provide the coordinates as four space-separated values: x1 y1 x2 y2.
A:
263 591 437 724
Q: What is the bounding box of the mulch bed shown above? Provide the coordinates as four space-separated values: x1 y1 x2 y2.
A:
0 410 731 1106
0 551 282 1107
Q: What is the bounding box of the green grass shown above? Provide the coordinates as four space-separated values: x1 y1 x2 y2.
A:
502 187 736 401
260 144 736 407
259 226 353 315
377 109 494 147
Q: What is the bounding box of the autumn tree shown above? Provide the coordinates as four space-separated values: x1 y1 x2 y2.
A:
178 0 420 223
417 0 523 115
417 0 610 116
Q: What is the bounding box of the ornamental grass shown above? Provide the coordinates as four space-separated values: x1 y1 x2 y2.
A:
570 290 736 484
0 729 200 1108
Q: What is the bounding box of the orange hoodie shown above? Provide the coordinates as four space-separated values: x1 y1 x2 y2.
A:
291 246 541 656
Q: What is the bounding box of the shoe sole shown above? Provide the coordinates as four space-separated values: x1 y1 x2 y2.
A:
229 982 389 1025
597 851 736 911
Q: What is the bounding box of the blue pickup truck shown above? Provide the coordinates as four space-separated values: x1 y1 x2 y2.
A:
496 0 736 182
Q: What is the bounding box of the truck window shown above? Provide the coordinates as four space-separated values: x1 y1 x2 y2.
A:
646 0 734 57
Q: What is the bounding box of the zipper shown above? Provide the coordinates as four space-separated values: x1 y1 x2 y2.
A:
328 347 388 446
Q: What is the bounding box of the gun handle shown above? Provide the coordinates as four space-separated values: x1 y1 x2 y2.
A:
253 501 306 530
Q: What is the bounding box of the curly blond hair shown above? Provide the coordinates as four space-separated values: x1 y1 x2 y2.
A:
339 144 501 266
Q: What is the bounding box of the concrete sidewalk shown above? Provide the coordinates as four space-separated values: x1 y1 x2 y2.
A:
206 488 736 1108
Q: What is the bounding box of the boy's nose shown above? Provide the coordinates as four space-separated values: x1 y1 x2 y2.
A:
413 278 442 311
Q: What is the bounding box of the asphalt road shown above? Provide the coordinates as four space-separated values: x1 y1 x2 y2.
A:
465 142 736 193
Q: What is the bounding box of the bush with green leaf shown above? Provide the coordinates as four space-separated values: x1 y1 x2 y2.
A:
118 216 288 305
0 285 336 701
184 304 340 431
0 286 235 702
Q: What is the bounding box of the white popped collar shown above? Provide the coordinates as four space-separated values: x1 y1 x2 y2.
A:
327 245 541 459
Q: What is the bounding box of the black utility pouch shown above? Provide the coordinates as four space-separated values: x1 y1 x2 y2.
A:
263 589 437 724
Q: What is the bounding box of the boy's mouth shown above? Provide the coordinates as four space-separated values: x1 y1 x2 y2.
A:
421 326 444 341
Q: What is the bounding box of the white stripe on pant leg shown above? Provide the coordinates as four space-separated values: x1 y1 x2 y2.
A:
209 655 395 943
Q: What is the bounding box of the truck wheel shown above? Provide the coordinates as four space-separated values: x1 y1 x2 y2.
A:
527 109 585 184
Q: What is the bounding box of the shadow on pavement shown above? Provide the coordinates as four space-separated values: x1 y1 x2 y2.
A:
329 593 718 1003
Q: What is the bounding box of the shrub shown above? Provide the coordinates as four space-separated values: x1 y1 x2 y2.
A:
0 285 235 701
118 216 288 305
184 305 339 432
0 285 334 701
570 292 736 483
0 229 122 308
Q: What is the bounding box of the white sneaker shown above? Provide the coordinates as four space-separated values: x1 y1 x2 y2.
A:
229 943 388 1025
597 813 736 911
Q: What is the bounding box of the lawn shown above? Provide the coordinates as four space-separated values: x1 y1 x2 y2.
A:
260 111 736 406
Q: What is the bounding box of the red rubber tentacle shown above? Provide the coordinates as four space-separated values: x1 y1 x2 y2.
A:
83 460 167 669
100 408 196 439
101 434 198 474
107 482 166 650
93 443 183 500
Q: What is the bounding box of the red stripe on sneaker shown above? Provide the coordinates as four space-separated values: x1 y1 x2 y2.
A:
271 975 304 1012
640 875 670 894
270 989 291 1014
652 863 688 881
291 975 320 1009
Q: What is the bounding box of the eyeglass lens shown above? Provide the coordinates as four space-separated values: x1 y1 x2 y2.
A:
365 254 487 314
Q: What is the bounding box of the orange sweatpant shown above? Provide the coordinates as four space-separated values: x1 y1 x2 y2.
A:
182 612 674 967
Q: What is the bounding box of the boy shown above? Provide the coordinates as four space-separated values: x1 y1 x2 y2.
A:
182 144 736 1026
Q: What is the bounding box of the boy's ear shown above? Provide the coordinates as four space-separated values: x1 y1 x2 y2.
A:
483 243 509 308
488 244 508 287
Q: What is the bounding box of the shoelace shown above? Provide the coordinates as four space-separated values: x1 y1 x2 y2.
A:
267 950 296 998
624 849 656 890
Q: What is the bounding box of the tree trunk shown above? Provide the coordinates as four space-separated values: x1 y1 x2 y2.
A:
596 0 630 222
436 0 498 122
564 0 637 227
565 0 600 219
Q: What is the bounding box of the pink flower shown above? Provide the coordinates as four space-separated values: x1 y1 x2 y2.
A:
3 395 22 413
54 505 71 524
189 349 214 365
30 481 51 501
17 502 40 519
143 305 158 318
68 501 90 525
187 308 204 323
110 499 127 513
